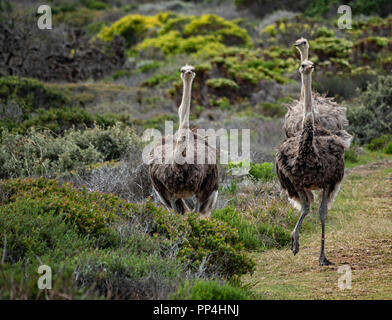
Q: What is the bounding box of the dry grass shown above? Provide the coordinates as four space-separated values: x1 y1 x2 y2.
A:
242 159 392 299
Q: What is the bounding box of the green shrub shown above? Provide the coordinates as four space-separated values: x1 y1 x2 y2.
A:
206 78 239 90
98 13 164 47
171 280 251 300
384 140 392 154
212 206 290 250
83 0 109 10
305 0 391 17
220 180 238 195
310 36 353 60
249 162 275 181
367 135 392 151
1 106 117 135
112 69 131 80
347 76 392 144
141 73 177 87
183 14 251 47
227 161 275 182
0 178 182 299
344 147 359 163
0 178 255 299
0 76 69 115
134 13 251 58
0 123 137 178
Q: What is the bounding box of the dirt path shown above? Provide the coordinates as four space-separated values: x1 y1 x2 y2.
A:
243 160 392 299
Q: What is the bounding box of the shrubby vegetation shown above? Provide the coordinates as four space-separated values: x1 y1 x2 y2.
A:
347 76 392 144
0 77 69 114
0 178 254 299
171 279 252 300
0 124 138 178
1 0 392 300
235 0 392 18
227 161 276 182
212 206 290 250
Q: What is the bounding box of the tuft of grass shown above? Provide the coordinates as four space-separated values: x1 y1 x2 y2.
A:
171 280 251 300
212 206 290 251
384 140 392 154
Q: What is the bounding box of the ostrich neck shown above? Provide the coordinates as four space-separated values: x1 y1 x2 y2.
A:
178 79 192 130
299 48 308 101
303 72 313 119
298 71 314 158
300 48 308 62
174 78 193 165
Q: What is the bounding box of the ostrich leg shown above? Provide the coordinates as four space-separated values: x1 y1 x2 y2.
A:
153 186 172 212
197 190 218 218
319 190 333 266
291 192 310 256
175 199 190 215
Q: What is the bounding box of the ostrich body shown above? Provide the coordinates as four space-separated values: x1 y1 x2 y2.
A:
283 38 352 149
149 65 218 217
276 60 345 265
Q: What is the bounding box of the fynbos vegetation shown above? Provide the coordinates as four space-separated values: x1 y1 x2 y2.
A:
0 0 391 300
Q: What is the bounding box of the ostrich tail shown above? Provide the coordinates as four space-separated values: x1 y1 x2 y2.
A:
336 130 353 150
288 196 302 211
327 182 342 209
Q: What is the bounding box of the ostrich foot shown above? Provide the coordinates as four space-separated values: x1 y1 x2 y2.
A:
319 256 333 266
291 233 299 256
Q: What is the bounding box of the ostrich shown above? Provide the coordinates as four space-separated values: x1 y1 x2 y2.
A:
276 60 345 266
283 38 352 149
149 65 219 217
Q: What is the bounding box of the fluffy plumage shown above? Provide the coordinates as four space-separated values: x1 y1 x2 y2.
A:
276 60 345 265
148 65 218 217
283 93 352 149
285 38 353 149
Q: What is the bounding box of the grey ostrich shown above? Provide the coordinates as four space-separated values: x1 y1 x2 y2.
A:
283 38 353 149
149 65 219 217
276 60 345 266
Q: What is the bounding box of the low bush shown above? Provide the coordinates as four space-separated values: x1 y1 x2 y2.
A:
171 280 251 300
384 140 392 154
98 13 165 47
0 123 138 178
227 161 275 182
344 147 359 163
212 206 290 250
347 75 392 144
0 76 69 115
0 178 255 299
367 134 392 151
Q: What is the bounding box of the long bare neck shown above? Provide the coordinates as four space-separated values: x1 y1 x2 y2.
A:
298 71 314 157
178 79 192 130
303 72 313 119
174 79 193 165
299 47 308 101
300 47 308 62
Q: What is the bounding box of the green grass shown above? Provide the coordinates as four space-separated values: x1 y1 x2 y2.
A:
344 148 392 168
242 160 392 299
171 280 252 300
212 206 290 251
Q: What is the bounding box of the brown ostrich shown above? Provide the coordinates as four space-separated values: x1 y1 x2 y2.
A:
283 38 352 149
148 65 219 217
276 60 345 266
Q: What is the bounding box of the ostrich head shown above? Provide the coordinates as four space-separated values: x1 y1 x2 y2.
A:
299 60 314 75
180 65 196 82
294 38 309 60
